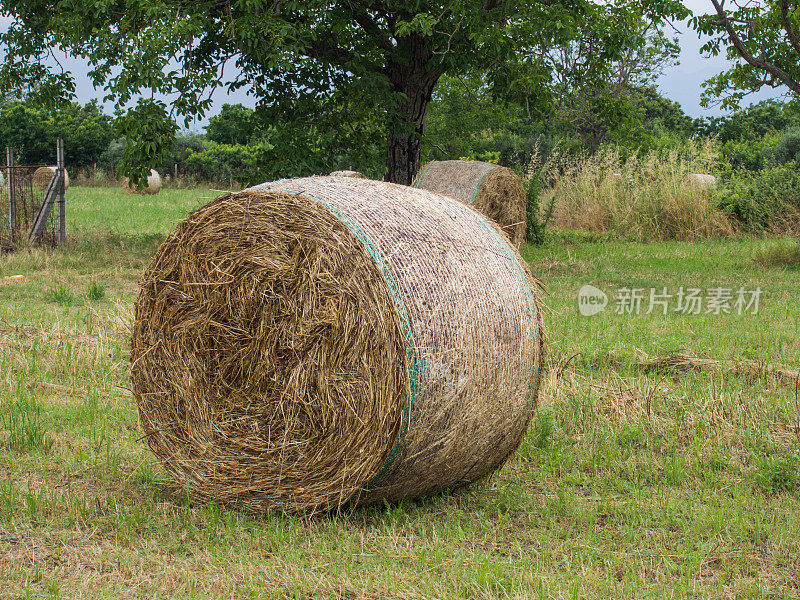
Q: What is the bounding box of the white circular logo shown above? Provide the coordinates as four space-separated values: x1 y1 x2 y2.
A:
578 284 608 316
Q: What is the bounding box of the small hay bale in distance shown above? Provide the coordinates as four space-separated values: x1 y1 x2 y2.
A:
122 169 162 194
130 176 545 514
413 160 527 247
329 170 364 178
32 166 70 191
684 173 717 189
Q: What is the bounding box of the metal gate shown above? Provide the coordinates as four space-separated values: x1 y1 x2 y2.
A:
1 139 66 251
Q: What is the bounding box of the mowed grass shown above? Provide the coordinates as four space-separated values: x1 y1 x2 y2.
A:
1 186 799 599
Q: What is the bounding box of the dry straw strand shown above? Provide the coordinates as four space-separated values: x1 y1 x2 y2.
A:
130 176 545 514
412 160 527 247
639 353 800 388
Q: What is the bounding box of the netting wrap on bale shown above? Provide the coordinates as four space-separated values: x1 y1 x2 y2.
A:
130 176 544 513
413 160 527 247
32 166 70 191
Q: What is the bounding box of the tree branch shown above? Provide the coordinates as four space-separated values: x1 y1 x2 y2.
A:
346 1 394 52
710 0 800 95
780 0 800 57
432 15 464 56
303 31 385 76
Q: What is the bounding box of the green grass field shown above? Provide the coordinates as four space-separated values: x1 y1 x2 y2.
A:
1 187 799 599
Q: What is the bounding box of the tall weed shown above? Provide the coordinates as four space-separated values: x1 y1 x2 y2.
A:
543 140 735 241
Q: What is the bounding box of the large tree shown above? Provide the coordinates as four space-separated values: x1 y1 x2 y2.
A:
693 0 800 109
1 0 686 183
542 8 683 151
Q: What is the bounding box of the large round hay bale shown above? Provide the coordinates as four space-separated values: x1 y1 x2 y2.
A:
32 166 70 191
130 176 545 514
329 170 364 178
123 169 162 194
413 160 527 247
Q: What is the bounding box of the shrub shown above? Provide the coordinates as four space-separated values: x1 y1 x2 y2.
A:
771 126 800 165
524 180 555 245
161 132 206 180
99 139 125 172
716 163 800 233
720 131 780 172
183 139 276 187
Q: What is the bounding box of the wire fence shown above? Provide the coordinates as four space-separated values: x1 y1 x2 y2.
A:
2 154 60 252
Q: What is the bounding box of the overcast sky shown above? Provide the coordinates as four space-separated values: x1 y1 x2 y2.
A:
1 1 787 130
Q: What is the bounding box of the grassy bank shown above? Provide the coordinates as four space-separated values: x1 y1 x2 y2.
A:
0 187 798 598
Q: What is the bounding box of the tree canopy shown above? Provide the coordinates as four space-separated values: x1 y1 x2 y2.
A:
0 99 114 167
1 0 687 183
693 0 800 108
205 104 263 146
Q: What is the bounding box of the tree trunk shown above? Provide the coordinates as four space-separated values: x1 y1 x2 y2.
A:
385 60 440 184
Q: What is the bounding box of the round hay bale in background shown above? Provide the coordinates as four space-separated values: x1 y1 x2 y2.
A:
131 176 545 514
32 166 70 191
123 169 162 194
330 170 364 178
684 173 717 189
413 160 527 247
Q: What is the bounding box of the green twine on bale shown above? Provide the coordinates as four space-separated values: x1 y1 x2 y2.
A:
272 190 425 491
